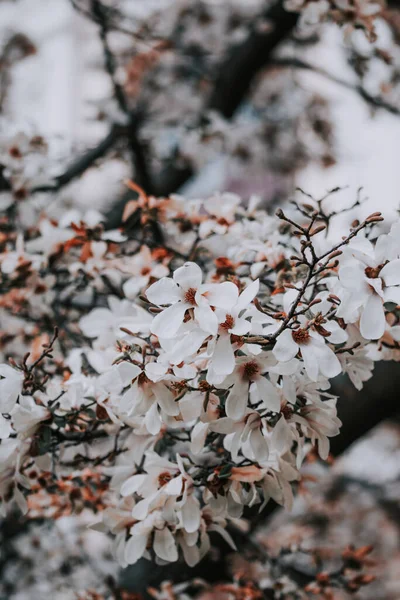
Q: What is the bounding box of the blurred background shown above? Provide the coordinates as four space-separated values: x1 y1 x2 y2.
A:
1 0 400 598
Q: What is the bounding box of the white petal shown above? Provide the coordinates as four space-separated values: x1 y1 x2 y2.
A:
255 377 281 412
150 302 188 339
211 334 235 375
154 528 178 562
116 362 141 386
120 474 146 496
339 264 365 290
173 262 202 290
360 293 385 340
384 285 400 305
236 279 259 312
380 259 400 287
144 402 162 434
181 495 201 533
194 303 218 335
229 317 251 336
198 281 238 309
273 329 298 363
125 534 148 564
191 421 209 454
153 383 179 416
316 342 341 379
300 342 319 382
146 277 181 305
225 380 249 421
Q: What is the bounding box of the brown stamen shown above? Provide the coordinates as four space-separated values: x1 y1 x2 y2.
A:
158 472 173 487
242 360 260 381
292 328 311 345
365 264 384 279
184 287 197 305
220 314 235 331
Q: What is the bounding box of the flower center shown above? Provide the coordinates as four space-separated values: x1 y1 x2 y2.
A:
158 471 173 487
365 264 384 279
184 287 197 305
292 328 311 345
220 314 235 331
242 360 260 381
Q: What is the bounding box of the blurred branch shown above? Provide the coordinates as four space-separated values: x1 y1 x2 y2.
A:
271 56 400 117
106 0 300 227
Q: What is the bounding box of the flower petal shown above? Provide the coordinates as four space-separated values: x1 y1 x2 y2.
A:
211 334 235 375
154 528 178 562
380 259 400 287
360 293 385 340
150 302 188 339
173 262 202 290
273 329 298 363
146 277 181 305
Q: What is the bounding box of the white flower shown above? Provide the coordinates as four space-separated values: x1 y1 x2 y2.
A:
147 262 237 339
0 364 24 413
11 396 50 437
122 246 169 299
207 279 260 381
273 326 341 381
337 236 400 339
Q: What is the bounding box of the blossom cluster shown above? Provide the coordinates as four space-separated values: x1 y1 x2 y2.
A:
0 183 399 570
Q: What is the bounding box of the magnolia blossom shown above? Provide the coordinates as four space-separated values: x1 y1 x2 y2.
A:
337 236 400 339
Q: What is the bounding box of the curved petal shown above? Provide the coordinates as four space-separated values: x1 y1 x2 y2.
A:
211 334 235 375
229 317 251 336
154 527 178 562
125 533 148 565
150 302 188 339
194 303 218 335
339 263 366 290
273 329 298 363
225 380 249 421
299 341 319 382
153 383 179 416
316 343 341 379
146 277 181 306
380 259 400 287
360 293 385 340
236 279 259 312
198 281 238 310
255 376 281 412
173 262 202 290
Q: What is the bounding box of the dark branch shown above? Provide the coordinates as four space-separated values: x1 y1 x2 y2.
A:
271 56 400 117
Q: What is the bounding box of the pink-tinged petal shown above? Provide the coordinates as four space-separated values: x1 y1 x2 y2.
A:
120 474 146 497
384 285 400 305
194 303 218 335
173 262 202 290
154 528 178 562
360 293 385 340
273 329 298 363
153 383 179 416
150 302 188 339
229 317 251 336
146 277 181 305
316 342 341 379
339 264 365 290
236 279 259 312
191 421 209 454
299 341 319 382
380 259 400 287
255 376 281 412
125 534 148 565
225 380 249 420
211 334 235 375
198 281 239 309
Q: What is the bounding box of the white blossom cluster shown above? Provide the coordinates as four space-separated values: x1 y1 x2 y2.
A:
0 184 399 570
